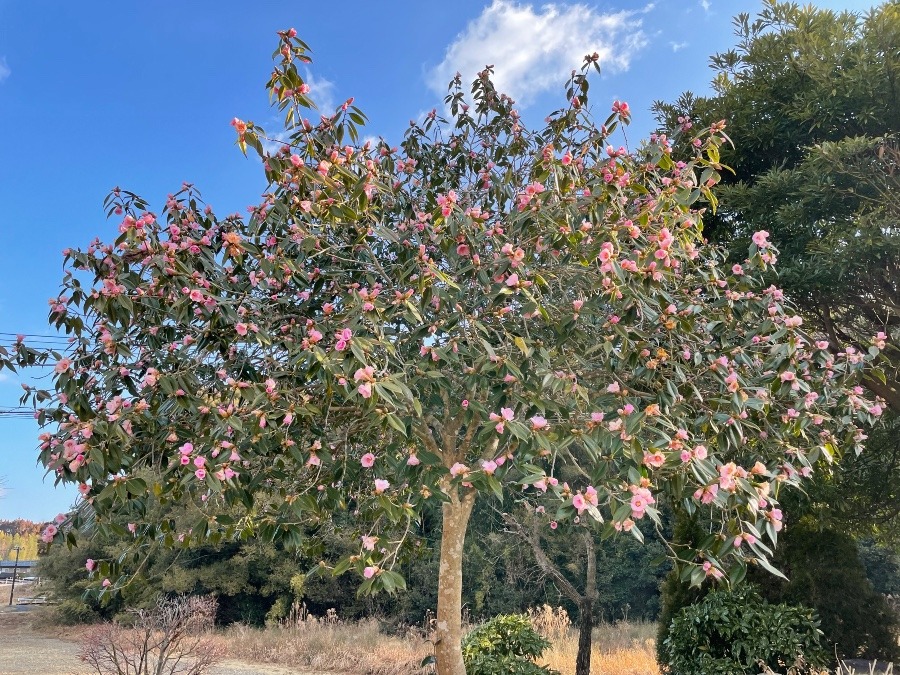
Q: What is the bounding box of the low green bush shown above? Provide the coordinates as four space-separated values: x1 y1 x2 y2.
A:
462 614 558 675
661 586 825 674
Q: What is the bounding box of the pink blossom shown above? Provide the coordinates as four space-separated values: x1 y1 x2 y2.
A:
361 453 376 468
85 558 96 572
780 371 796 382
374 478 390 494
752 230 770 248
195 468 207 480
482 460 498 475
362 536 378 551
235 323 249 336
530 415 548 430
363 566 378 579
407 453 421 466
54 358 72 374
572 493 587 513
102 578 111 588
449 462 468 478
193 456 205 468
358 383 373 398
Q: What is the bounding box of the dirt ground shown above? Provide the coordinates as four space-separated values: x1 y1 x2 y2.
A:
0 609 325 675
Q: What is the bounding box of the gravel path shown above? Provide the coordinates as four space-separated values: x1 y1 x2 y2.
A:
0 610 328 675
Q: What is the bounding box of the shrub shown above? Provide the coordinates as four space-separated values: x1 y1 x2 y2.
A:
661 586 825 674
78 595 223 675
462 614 558 675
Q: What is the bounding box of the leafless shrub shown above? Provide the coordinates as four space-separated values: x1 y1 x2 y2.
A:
78 595 223 675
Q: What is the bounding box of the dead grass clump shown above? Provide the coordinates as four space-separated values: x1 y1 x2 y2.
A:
216 614 432 675
528 604 659 675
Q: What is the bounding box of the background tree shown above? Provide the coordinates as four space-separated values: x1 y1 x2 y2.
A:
654 0 900 410
1 29 880 675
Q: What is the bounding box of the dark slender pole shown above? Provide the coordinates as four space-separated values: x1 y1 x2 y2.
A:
8 546 20 606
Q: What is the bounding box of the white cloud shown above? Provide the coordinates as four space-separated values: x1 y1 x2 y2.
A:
0 57 10 84
428 0 649 106
304 70 337 115
670 41 689 52
700 0 711 12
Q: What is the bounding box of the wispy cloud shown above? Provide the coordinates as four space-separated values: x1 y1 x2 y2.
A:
670 41 689 52
700 0 711 12
427 0 649 107
0 57 10 84
305 71 337 115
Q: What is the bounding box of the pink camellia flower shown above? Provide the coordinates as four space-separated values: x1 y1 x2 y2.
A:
362 536 378 551
780 371 796 382
102 578 112 588
505 273 519 287
363 566 378 579
816 340 830 350
752 230 770 248
357 383 373 399
643 450 665 469
374 478 390 494
78 482 90 496
193 456 205 468
530 415 548 430
407 453 421 466
195 468 207 480
572 493 587 513
361 452 376 468
693 445 708 460
85 558 96 572
54 513 66 524
54 358 72 374
533 478 548 493
449 462 468 478
549 521 558 530
180 455 191 465
481 460 498 475
235 323 249 336
607 382 620 394
127 523 137 534
732 264 744 275
630 494 648 519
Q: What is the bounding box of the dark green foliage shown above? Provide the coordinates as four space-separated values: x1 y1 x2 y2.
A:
858 539 900 596
751 523 900 662
462 614 558 675
662 586 825 675
656 509 709 667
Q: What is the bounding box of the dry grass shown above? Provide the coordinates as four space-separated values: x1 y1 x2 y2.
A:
213 613 432 675
529 604 659 675
213 604 660 675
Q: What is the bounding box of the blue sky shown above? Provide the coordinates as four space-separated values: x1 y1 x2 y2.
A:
0 0 877 522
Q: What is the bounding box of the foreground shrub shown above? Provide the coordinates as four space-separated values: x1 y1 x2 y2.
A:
462 614 558 675
78 595 223 675
661 586 825 674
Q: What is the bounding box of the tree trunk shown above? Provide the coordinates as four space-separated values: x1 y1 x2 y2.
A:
575 598 594 675
434 485 476 675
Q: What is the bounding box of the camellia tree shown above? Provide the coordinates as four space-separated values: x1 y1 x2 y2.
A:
0 31 884 675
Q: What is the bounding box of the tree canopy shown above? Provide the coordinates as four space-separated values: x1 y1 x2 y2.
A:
0 28 882 675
